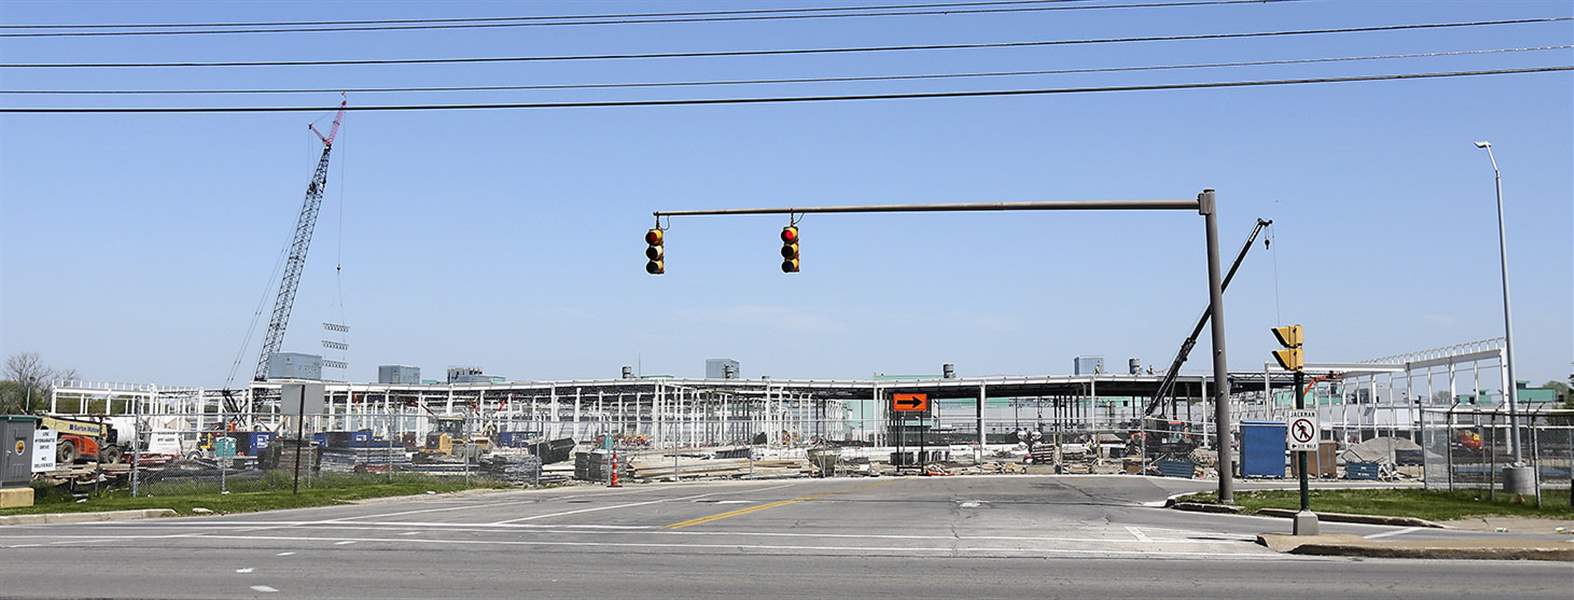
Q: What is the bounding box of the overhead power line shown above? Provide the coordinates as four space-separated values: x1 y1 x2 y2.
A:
0 1 1305 38
5 46 1566 96
0 0 1104 28
5 17 1567 69
3 66 1567 113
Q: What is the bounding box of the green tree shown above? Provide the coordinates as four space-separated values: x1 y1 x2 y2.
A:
1545 379 1572 409
0 352 77 414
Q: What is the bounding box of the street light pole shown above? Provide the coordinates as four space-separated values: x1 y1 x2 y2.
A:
1474 141 1529 490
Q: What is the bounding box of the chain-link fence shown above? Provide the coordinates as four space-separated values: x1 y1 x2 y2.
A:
28 405 1237 497
1421 406 1573 503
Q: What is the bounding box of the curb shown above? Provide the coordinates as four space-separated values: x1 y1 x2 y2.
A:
0 508 177 526
1257 534 1574 562
1169 501 1243 514
1255 508 1445 528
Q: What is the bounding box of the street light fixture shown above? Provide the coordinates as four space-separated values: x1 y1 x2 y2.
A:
1474 140 1530 493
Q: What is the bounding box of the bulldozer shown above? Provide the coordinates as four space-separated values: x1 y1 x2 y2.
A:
422 415 493 458
40 415 124 465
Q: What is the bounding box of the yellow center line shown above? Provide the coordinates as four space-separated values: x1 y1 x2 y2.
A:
664 480 898 530
665 496 821 530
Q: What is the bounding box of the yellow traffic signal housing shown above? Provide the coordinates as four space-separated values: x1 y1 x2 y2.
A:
1271 324 1303 348
645 228 665 275
1272 347 1304 372
780 226 800 273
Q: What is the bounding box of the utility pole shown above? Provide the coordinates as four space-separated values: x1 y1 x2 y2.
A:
648 189 1238 499
1473 141 1531 495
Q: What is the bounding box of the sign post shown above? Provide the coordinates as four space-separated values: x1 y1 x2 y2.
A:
890 393 929 471
1274 324 1317 535
281 383 325 495
215 436 236 495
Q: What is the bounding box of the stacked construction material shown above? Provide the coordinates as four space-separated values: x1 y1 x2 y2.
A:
263 439 320 473
319 443 412 473
625 455 810 481
1028 445 1055 464
481 452 544 483
573 450 615 482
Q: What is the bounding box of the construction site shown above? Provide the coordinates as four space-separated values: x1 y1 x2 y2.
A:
5 97 1567 502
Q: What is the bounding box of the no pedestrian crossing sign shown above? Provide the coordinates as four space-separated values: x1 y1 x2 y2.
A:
1286 410 1319 451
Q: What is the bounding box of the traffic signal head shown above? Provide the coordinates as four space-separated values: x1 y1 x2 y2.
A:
644 228 664 275
780 226 799 273
1271 324 1303 348
1272 347 1305 372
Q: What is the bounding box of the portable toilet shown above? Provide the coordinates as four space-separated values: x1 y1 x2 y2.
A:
1239 420 1287 478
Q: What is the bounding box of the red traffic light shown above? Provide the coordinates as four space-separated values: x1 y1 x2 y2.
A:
779 226 799 273
645 228 665 275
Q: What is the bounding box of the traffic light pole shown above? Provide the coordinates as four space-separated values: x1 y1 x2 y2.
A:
1199 190 1235 505
652 189 1237 503
1295 368 1309 513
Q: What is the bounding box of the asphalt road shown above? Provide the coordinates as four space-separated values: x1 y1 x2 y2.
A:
1 475 1569 599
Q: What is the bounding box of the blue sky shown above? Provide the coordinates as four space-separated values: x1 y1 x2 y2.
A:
1 1 1570 387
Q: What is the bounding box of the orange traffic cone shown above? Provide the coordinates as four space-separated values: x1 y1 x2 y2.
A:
609 452 622 488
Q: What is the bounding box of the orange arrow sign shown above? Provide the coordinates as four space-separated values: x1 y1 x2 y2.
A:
891 393 929 413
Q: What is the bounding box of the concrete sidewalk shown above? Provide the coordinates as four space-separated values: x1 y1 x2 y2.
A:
1258 532 1574 561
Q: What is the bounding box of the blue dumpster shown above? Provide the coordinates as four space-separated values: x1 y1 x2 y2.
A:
1240 420 1287 478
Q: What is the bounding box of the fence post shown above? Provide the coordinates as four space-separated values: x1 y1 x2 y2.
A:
1445 405 1455 492
1529 411 1541 508
1488 412 1497 501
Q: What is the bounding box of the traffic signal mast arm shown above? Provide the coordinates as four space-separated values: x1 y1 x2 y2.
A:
653 199 1200 217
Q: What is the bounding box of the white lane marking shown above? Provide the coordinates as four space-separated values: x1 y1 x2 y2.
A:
275 552 295 556
488 483 797 525
327 482 726 522
400 531 420 535
90 533 1290 559
333 540 357 545
2 529 1248 545
1125 527 1153 542
712 500 753 505
235 568 254 574
959 501 982 509
1363 527 1422 540
321 500 529 522
47 538 112 545
250 585 278 593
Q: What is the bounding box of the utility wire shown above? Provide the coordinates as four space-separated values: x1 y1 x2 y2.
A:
5 45 1565 95
4 17 1567 69
0 1 1304 38
3 66 1567 113
0 0 1105 28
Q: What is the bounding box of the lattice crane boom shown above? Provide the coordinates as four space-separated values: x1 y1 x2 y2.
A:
253 97 347 381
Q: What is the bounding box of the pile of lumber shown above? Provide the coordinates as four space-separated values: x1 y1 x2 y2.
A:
626 456 810 481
